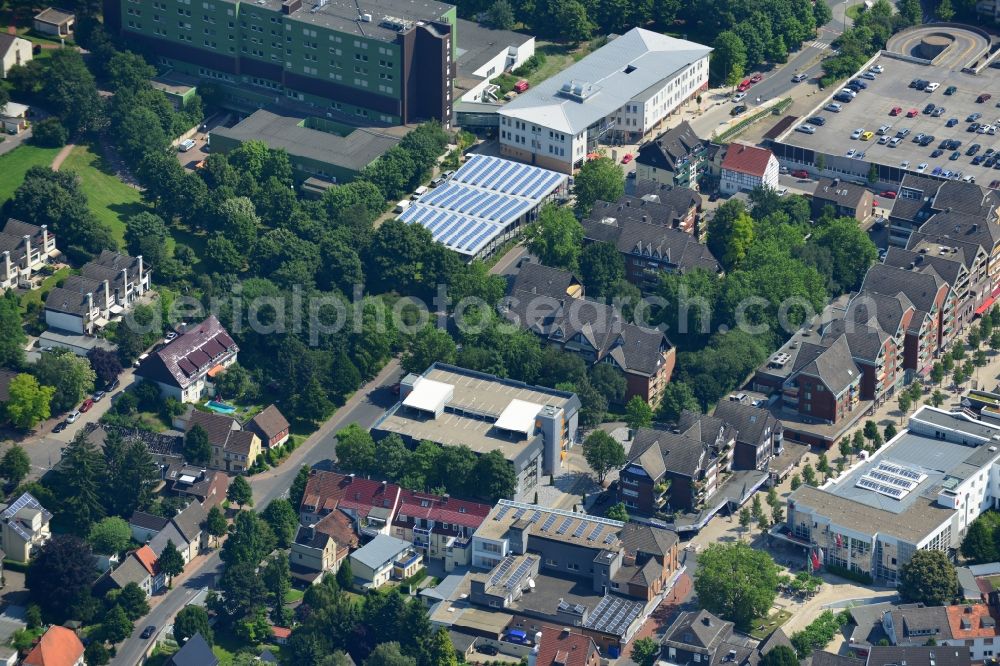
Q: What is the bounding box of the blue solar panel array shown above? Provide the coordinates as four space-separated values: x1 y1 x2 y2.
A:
398 155 566 257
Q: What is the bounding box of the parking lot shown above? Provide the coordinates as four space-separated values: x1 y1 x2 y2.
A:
773 53 1000 187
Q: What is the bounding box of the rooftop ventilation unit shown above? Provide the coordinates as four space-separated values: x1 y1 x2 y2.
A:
558 79 597 102
381 15 414 30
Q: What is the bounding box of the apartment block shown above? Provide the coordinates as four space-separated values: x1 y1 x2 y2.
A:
106 0 456 125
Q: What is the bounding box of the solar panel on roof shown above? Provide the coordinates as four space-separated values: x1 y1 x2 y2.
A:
507 558 534 590
541 513 558 531
494 504 511 521
488 555 515 586
572 521 588 538
513 508 526 519
556 517 574 534
505 165 535 194
604 532 617 544
530 510 541 523
587 524 603 541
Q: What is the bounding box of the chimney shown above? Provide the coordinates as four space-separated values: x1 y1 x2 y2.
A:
307 524 316 541
22 234 31 266
86 292 94 317
41 224 49 250
120 268 128 303
137 255 144 294
2 251 9 280
527 630 542 666
702 616 712 627
103 279 110 309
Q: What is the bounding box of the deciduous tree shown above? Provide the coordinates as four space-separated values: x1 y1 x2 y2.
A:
184 424 212 467
0 445 31 488
525 205 584 271
227 475 253 509
899 550 958 606
582 430 626 484
574 157 625 217
694 541 780 630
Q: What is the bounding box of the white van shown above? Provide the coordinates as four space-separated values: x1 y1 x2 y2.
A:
394 199 411 214
412 186 429 200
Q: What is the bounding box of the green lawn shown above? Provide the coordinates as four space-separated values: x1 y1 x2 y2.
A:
846 3 864 19
59 143 146 247
749 609 793 640
0 144 61 204
285 588 305 603
20 266 69 315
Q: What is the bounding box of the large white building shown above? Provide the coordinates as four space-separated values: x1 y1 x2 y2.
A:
497 28 711 174
772 406 1000 583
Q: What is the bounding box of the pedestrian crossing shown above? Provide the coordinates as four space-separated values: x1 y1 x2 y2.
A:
807 40 832 49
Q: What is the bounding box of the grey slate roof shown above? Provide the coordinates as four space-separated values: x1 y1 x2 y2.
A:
868 646 970 666
504 264 670 376
500 28 712 134
712 400 779 448
110 554 151 589
884 246 965 284
820 319 889 364
171 501 205 544
626 413 727 479
792 336 860 395
845 290 914 339
914 210 1000 258
813 177 870 209
635 121 705 172
169 632 218 666
618 522 677 556
662 609 731 650
582 208 719 274
861 263 947 316
149 522 188 555
43 287 93 317
129 511 170 532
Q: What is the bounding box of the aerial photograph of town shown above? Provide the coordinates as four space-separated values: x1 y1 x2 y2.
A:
4 0 1000 662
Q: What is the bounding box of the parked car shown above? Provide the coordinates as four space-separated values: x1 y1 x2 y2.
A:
862 72 877 80
53 421 68 433
990 180 1000 189
969 112 983 121
890 106 902 116
919 135 935 146
80 399 94 413
906 108 918 117
917 162 928 172
621 153 633 164
931 149 944 158
807 116 826 126
133 352 149 368
730 104 747 116
792 169 810 178
889 137 902 147
825 103 844 112
737 79 752 92
947 118 959 127
951 151 961 160
846 148 857 158
861 131 874 141
979 94 993 103
106 378 120 392
477 645 499 656
871 65 885 73
92 390 106 402
796 124 816 134
896 128 911 138
178 138 197 152
945 86 958 95
932 107 945 117
66 410 81 424
164 331 177 342
750 73 763 83
851 128 864 139
926 82 940 92
731 92 747 103
968 143 982 155
880 191 897 199
851 79 868 89
923 103 936 114
792 72 808 82
878 135 890 145
513 79 529 93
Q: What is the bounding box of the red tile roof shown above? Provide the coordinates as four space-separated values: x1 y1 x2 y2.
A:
721 143 775 177
314 509 359 550
271 626 291 640
945 604 999 639
395 490 491 530
535 627 598 666
133 545 158 576
135 316 238 389
300 471 400 519
23 626 85 666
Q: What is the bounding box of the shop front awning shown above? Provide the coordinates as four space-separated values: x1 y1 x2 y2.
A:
976 295 997 316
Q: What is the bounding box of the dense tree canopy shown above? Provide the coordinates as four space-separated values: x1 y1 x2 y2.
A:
899 550 958 606
694 541 780 630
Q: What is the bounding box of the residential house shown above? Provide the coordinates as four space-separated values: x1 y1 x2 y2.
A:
391 490 491 570
618 412 735 515
0 101 28 135
134 315 239 403
33 7 74 36
0 219 58 292
660 610 756 666
581 194 720 295
349 534 422 589
168 633 218 666
184 408 262 474
0 492 51 563
879 603 1000 661
635 121 709 190
503 263 675 405
868 646 969 666
82 250 152 307
298 470 402 537
812 177 875 222
719 143 779 195
146 501 206 564
527 627 602 666
270 626 291 645
0 35 32 79
290 510 358 585
164 465 229 507
888 174 999 247
99 545 164 597
246 404 290 449
129 511 170 544
712 399 783 472
23 626 85 666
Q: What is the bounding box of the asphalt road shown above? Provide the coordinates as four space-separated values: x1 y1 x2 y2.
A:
110 359 403 666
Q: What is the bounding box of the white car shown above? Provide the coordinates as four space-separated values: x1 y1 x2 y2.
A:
825 103 843 113
164 331 177 342
901 160 910 169
792 73 808 82
889 137 902 147
840 88 858 98
862 72 877 80
851 128 864 139
796 124 816 134
917 162 928 172
925 82 940 92
846 148 857 157
870 65 885 73
877 135 890 144
777 187 788 196
732 92 747 102
178 138 197 152
66 410 81 424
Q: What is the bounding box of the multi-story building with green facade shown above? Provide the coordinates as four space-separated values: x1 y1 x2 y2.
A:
104 0 456 125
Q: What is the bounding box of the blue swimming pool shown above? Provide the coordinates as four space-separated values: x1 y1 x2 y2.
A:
206 400 237 414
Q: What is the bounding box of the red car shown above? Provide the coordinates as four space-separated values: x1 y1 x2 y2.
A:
791 169 809 178
890 106 902 116
737 79 752 92
880 190 897 199
621 153 633 164
749 73 763 83
513 79 530 93
873 199 880 207
906 108 918 117
80 398 94 413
